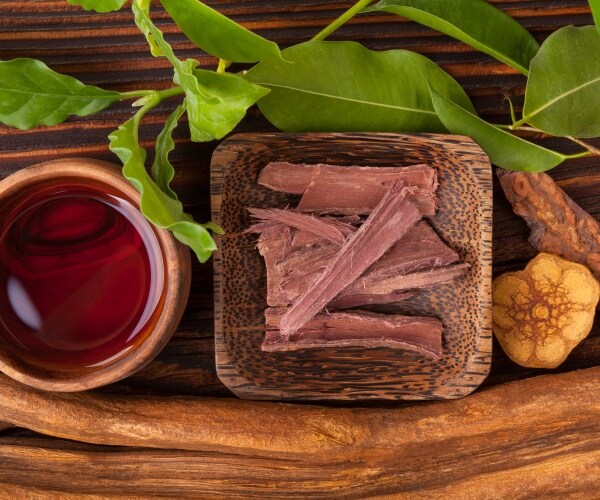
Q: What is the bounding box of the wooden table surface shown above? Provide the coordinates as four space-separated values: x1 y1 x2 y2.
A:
0 1 599 497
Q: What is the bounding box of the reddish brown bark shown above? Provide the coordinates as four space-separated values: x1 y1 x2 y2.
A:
280 183 421 336
263 308 443 357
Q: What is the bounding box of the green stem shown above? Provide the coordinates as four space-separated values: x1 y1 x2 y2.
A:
217 59 231 74
566 136 600 156
563 150 592 160
509 116 529 129
311 0 376 41
494 124 545 134
132 93 161 135
119 89 154 100
120 87 185 101
494 123 600 157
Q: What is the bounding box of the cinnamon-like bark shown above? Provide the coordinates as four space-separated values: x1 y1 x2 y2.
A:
0 368 598 473
280 184 421 335
263 308 443 357
497 169 600 278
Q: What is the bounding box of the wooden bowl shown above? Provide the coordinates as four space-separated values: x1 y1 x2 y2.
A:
212 132 493 401
0 158 191 392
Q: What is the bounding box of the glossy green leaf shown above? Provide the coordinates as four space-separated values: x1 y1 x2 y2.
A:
590 0 600 33
133 0 268 142
152 102 186 200
521 26 600 138
189 69 269 141
245 41 475 133
364 0 539 75
0 58 121 129
66 0 127 12
430 89 566 172
160 0 281 63
109 114 218 263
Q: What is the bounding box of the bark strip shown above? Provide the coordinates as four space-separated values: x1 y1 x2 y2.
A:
263 308 442 357
0 368 598 465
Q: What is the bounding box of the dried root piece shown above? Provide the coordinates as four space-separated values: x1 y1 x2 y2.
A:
264 308 443 358
492 252 599 369
497 169 600 280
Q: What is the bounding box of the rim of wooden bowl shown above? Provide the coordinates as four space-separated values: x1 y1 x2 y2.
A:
0 158 191 392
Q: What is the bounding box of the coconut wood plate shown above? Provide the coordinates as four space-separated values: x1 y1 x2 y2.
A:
211 132 492 401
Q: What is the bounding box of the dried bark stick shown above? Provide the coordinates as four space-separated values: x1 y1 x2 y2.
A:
1 434 600 499
280 184 421 335
258 161 435 194
263 308 443 356
0 368 599 468
498 169 600 278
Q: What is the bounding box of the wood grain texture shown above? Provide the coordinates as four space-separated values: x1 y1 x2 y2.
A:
0 0 599 495
212 132 493 400
0 368 599 498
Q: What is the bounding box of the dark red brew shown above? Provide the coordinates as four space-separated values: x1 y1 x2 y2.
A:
0 182 164 370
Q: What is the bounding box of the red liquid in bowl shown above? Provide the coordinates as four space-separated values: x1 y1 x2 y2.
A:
0 183 164 370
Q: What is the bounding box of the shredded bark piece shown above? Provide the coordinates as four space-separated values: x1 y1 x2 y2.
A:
256 225 292 307
263 308 443 358
248 208 354 246
290 230 328 249
331 263 470 309
497 169 600 279
279 183 421 336
277 222 459 306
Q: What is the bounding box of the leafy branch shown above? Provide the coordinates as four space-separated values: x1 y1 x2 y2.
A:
1 0 599 262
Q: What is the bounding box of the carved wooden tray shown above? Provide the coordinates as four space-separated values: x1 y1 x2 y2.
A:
211 132 493 401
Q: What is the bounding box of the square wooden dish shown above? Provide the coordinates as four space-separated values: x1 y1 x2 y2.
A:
211 132 493 401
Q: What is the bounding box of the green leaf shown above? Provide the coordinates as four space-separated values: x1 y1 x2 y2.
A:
133 0 268 142
591 0 600 33
189 69 269 141
160 0 281 63
245 40 475 134
520 25 600 138
109 114 218 263
364 0 539 75
430 89 566 172
66 0 127 12
0 58 121 129
152 102 186 200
